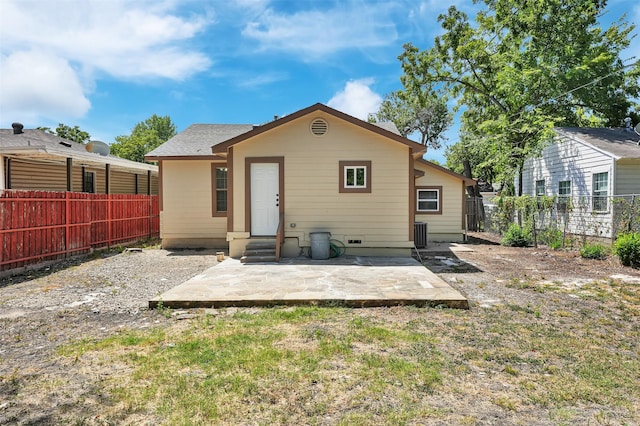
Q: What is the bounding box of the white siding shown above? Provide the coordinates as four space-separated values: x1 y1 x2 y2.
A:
521 134 617 237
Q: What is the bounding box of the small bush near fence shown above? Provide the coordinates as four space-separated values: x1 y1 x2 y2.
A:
486 194 640 247
580 242 608 260
614 232 640 268
501 223 532 247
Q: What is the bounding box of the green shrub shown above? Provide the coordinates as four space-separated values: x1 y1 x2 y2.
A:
540 228 564 249
614 232 640 268
501 224 532 247
580 242 608 260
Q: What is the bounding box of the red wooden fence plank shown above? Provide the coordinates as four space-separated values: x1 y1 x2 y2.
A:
0 191 160 271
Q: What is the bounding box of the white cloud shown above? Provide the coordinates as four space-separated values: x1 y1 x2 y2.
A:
327 79 382 120
241 3 397 59
0 0 212 124
0 51 90 123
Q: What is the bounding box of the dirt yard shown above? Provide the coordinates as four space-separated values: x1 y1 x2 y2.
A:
1 235 639 425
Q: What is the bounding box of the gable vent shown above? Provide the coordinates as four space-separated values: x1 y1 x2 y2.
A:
310 118 328 136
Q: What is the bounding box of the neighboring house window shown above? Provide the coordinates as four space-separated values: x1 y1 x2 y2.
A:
416 186 442 214
592 172 608 212
339 161 371 193
83 171 95 193
558 180 571 212
535 180 545 196
212 165 228 216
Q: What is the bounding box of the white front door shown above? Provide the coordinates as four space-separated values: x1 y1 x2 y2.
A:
250 162 280 236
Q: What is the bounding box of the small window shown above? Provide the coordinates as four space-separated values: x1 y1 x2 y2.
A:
535 179 545 196
416 187 442 214
592 172 608 212
558 180 571 212
339 161 371 193
345 166 366 188
83 171 95 193
212 165 228 216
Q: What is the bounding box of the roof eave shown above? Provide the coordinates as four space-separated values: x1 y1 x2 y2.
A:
1 146 158 172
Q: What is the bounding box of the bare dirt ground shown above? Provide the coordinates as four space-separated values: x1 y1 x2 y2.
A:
1 235 639 425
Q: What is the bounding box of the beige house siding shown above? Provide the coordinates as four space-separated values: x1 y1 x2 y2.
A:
414 162 466 241
9 159 67 191
160 160 227 248
7 158 157 195
111 170 136 194
230 113 411 254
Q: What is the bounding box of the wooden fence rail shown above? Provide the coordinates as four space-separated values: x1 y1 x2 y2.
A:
0 190 159 272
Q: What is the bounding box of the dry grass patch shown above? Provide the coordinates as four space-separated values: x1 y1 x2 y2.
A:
55 277 640 425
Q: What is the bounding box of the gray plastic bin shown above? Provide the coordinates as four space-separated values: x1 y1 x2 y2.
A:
309 232 331 260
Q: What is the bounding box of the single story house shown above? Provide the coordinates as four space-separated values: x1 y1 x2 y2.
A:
1 123 158 194
519 126 640 238
146 103 475 257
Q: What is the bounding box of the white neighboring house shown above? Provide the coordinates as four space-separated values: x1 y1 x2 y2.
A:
519 126 640 238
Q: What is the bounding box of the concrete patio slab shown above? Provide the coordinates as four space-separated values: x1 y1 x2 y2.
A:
150 256 469 309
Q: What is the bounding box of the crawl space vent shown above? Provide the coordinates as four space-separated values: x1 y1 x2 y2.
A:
310 118 328 136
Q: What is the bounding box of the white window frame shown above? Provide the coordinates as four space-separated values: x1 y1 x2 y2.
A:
416 187 441 213
592 172 608 212
558 180 571 197
535 179 545 196
344 166 367 189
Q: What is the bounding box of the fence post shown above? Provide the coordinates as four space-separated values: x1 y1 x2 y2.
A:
65 192 70 258
107 194 112 249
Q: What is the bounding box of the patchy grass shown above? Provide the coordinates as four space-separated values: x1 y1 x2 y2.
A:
57 287 640 425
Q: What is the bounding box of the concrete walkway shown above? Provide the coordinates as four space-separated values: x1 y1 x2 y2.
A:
150 256 468 309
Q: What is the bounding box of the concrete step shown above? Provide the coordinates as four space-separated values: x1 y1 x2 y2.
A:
246 240 276 250
241 254 277 263
244 248 277 257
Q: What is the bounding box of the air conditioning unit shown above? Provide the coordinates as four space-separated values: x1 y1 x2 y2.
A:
414 222 428 248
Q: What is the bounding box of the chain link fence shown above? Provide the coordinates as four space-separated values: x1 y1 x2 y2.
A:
484 194 640 244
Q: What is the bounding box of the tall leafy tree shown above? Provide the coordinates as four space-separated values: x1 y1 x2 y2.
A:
110 114 177 163
38 123 91 144
400 0 640 194
369 90 452 151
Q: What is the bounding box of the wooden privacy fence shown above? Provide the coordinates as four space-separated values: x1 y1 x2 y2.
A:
0 191 159 272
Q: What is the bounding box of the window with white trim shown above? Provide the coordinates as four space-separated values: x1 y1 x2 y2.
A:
558 180 571 212
416 188 441 213
339 161 371 193
215 167 228 212
592 172 608 212
345 166 366 188
535 179 545 196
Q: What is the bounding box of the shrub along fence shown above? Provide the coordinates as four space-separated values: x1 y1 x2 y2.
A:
0 190 159 272
485 194 640 247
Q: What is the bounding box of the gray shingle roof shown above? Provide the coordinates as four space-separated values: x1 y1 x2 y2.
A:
0 128 157 171
557 127 640 159
0 129 91 154
146 124 254 157
373 122 401 135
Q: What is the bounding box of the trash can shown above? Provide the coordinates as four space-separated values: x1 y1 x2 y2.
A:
309 232 331 260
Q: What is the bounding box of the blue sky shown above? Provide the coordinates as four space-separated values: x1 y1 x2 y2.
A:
1 0 638 164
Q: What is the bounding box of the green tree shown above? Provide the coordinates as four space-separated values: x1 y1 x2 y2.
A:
38 123 91 144
110 114 177 163
369 90 452 151
400 0 640 194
